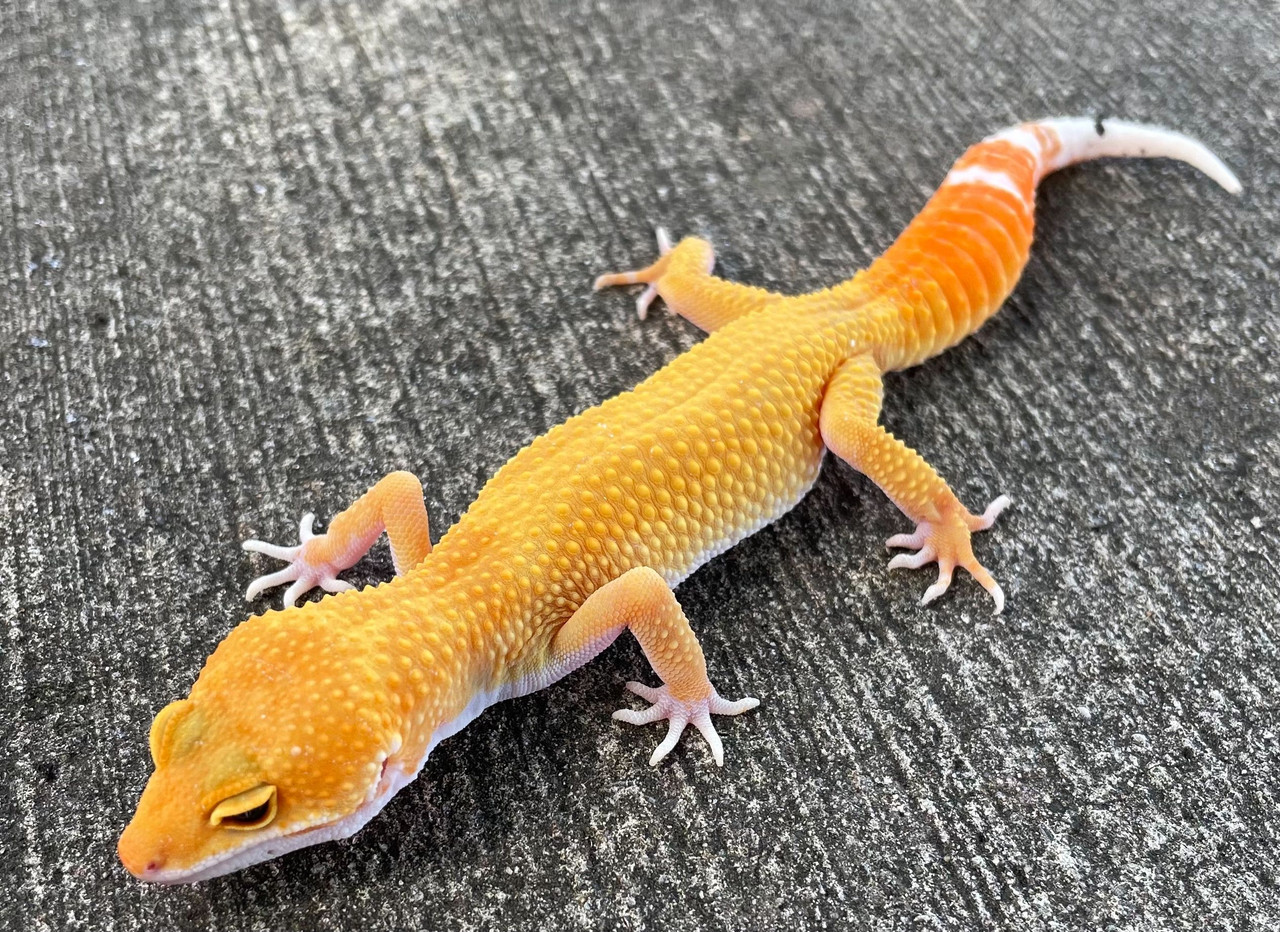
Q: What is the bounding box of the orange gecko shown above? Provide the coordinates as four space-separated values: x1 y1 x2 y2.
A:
119 117 1239 882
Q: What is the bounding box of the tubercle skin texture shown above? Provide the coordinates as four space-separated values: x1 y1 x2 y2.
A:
118 118 1239 883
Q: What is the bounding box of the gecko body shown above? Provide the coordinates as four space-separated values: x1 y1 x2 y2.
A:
118 118 1238 882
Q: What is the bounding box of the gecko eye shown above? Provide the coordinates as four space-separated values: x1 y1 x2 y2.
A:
210 784 278 831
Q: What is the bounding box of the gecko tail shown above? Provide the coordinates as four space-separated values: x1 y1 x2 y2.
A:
857 115 1240 370
1034 117 1242 194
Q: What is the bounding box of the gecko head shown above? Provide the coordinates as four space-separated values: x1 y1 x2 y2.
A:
118 612 404 883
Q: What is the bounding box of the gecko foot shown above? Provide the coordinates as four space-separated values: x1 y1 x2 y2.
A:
612 681 759 767
593 227 706 320
242 513 355 608
592 228 675 319
885 495 1012 615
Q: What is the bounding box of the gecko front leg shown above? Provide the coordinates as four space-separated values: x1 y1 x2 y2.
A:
242 470 432 607
552 566 759 766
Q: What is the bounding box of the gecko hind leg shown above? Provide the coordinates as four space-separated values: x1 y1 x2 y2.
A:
593 227 702 319
819 353 1012 614
242 470 432 608
591 228 676 319
594 228 782 332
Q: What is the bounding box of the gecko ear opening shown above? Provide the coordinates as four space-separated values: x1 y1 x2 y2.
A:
209 784 278 831
147 699 192 767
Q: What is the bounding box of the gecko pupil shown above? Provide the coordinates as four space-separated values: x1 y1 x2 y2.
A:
226 802 270 825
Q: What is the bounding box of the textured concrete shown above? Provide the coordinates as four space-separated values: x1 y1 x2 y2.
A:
2 0 1278 929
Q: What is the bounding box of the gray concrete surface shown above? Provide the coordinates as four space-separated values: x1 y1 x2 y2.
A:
2 0 1278 929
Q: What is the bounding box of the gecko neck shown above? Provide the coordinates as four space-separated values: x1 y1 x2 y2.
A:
352 542 540 783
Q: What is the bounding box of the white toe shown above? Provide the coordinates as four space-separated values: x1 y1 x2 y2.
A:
624 680 663 703
245 568 296 602
649 716 688 766
974 494 1013 530
636 284 658 319
691 715 725 767
982 580 1005 616
241 539 301 561
708 694 759 716
613 705 667 726
886 531 924 551
888 547 936 571
282 578 311 607
920 568 954 606
298 513 317 541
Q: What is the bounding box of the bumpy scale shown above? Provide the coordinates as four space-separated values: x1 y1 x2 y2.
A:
119 117 1239 882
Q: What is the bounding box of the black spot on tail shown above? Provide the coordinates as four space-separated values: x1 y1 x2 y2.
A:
1094 113 1108 136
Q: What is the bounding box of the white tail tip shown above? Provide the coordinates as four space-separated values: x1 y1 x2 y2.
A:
1037 117 1241 194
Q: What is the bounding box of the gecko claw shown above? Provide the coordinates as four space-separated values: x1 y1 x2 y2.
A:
613 682 759 767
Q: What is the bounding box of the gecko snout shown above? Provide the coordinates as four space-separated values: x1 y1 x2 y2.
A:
117 823 167 880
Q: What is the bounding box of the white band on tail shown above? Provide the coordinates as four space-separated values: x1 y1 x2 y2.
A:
941 164 1027 199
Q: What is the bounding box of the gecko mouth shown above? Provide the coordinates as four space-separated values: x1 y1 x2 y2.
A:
139 786 393 885
143 740 438 883
135 702 476 884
